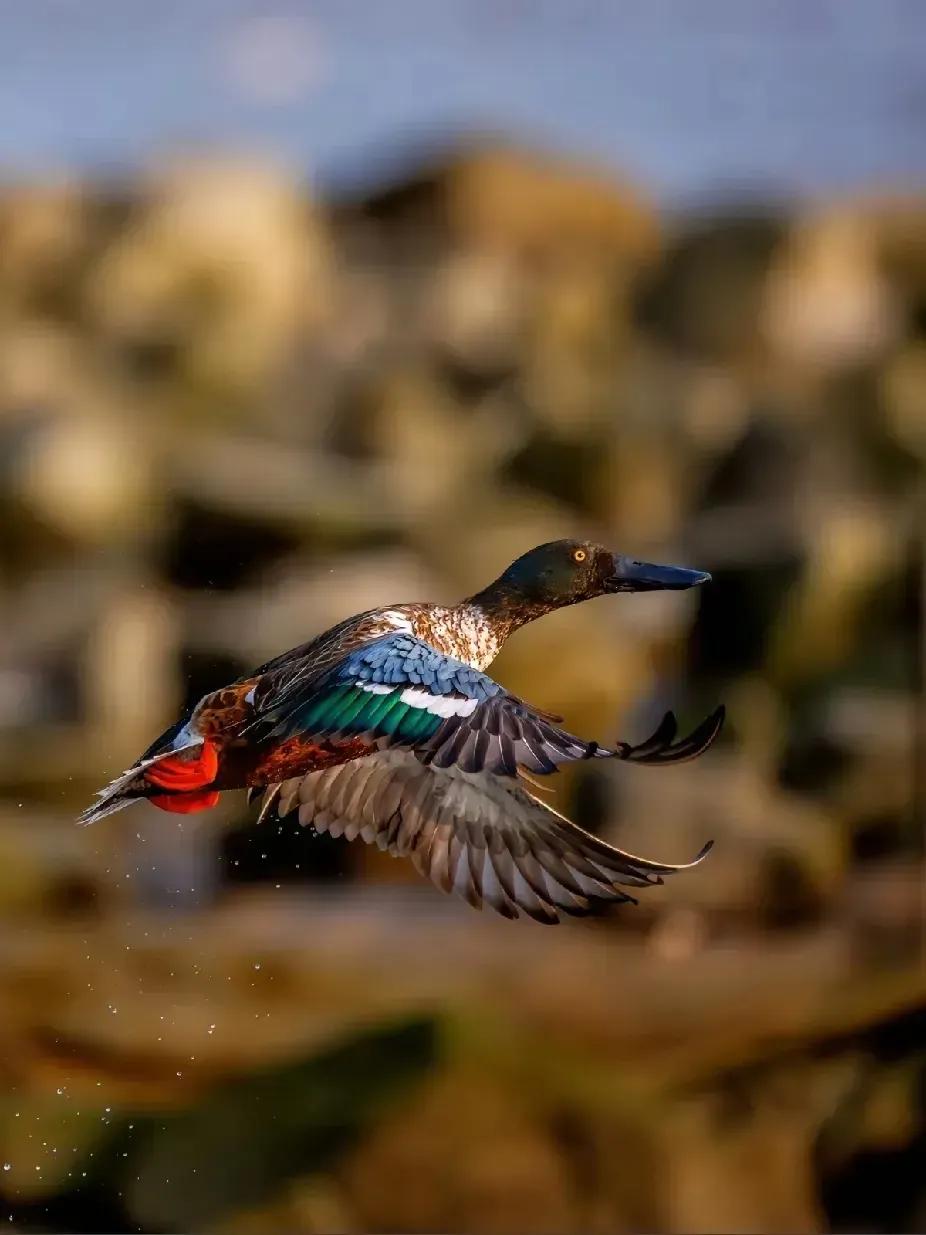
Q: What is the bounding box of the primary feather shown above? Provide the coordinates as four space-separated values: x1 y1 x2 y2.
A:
260 750 712 923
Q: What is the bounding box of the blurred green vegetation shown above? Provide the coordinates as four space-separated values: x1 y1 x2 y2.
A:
3 1016 437 1232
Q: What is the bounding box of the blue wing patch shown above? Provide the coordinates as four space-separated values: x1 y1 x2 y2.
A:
336 634 501 701
258 634 501 746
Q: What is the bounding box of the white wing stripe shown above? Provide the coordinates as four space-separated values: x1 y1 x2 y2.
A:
398 686 478 718
357 682 480 719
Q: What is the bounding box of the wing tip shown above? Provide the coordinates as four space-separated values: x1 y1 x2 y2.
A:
662 838 714 870
690 838 715 865
617 704 726 765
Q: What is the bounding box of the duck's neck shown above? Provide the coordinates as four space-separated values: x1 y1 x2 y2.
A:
405 583 557 671
466 579 547 629
456 580 557 662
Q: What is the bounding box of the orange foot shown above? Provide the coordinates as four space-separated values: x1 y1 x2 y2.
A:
144 740 219 792
150 787 221 814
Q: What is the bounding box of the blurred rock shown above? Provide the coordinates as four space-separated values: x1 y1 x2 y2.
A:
86 158 332 406
762 208 901 370
11 411 155 548
0 810 105 919
425 248 526 383
605 755 843 926
0 146 921 1235
637 213 785 361
340 1069 577 1234
0 181 91 319
768 502 902 686
882 342 926 459
446 146 661 268
182 550 442 669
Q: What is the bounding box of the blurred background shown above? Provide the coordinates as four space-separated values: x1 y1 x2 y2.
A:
0 2 924 1232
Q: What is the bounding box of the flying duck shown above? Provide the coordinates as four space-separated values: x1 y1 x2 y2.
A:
79 541 724 922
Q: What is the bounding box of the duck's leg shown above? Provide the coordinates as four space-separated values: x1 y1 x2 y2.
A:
149 787 221 813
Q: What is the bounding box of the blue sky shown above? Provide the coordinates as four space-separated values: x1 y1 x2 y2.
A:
1 0 923 203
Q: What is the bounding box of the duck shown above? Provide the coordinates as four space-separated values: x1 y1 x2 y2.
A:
79 540 724 923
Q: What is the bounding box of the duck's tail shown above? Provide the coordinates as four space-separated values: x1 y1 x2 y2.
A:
77 738 212 826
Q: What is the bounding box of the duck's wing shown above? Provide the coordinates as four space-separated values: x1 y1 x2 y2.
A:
246 610 406 708
245 631 611 776
256 751 712 923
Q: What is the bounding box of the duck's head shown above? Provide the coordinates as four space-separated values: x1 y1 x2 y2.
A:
479 540 711 617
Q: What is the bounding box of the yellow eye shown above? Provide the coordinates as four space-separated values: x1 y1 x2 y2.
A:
574 549 587 562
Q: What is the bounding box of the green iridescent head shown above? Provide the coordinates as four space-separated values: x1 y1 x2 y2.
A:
488 539 711 610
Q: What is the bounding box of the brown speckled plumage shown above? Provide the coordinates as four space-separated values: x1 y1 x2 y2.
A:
403 603 505 670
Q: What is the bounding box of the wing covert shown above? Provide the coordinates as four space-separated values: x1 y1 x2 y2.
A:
248 632 610 778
